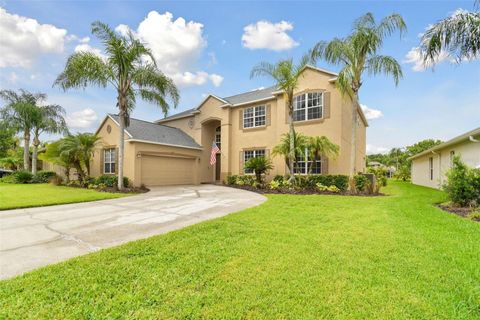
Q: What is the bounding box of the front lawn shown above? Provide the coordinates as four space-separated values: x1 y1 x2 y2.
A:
1 181 479 319
0 183 127 210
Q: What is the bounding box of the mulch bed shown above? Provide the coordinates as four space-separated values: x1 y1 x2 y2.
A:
100 186 150 194
437 204 480 222
226 184 385 197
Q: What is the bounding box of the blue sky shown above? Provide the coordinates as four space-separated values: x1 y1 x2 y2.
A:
0 0 478 153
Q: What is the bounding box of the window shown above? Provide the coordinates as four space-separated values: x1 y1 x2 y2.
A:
429 157 433 180
450 150 455 167
293 92 323 122
243 105 266 128
104 148 116 174
293 148 322 175
244 149 265 173
215 126 221 150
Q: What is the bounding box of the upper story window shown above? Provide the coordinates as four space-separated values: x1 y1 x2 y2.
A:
215 126 221 150
294 148 322 175
293 92 323 122
243 105 266 128
104 148 116 174
244 149 265 174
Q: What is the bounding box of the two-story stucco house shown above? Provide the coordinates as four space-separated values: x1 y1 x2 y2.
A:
75 66 367 187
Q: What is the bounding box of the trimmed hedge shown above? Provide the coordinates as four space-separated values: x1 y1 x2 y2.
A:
95 175 129 188
303 175 349 192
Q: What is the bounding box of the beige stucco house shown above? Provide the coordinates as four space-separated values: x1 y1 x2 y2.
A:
49 66 368 187
410 127 480 189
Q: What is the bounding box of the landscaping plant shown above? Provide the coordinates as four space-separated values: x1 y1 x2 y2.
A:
443 156 480 207
244 156 273 184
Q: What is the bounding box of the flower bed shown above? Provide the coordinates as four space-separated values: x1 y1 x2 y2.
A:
225 174 385 196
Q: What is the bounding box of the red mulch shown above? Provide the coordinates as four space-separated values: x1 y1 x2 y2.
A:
226 184 385 197
437 204 479 222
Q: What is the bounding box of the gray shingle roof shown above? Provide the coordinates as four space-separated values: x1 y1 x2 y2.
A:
222 86 276 105
109 114 201 149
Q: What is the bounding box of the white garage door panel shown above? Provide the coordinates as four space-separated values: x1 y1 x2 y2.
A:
141 156 195 186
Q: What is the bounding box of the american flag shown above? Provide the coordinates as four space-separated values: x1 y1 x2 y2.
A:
210 141 220 165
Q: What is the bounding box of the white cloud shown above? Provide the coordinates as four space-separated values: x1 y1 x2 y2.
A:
7 72 19 83
74 43 105 59
242 20 299 51
0 7 68 68
404 47 450 72
66 108 98 129
366 144 389 155
116 11 222 87
172 71 223 87
360 104 383 120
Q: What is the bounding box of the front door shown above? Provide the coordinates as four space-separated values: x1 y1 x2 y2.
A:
215 154 221 181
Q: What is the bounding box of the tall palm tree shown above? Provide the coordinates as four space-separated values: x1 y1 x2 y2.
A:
59 133 100 181
251 54 314 181
307 136 339 174
311 13 406 176
55 21 179 189
272 131 308 175
420 2 480 64
0 89 46 171
31 104 68 174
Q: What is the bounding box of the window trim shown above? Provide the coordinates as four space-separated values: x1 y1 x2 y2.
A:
293 148 322 175
293 91 324 122
243 105 266 129
243 149 266 174
104 148 116 174
429 157 433 180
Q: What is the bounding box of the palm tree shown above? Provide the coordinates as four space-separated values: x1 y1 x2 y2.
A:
244 156 274 184
311 13 406 176
40 140 74 182
251 54 314 182
55 21 179 189
0 89 46 171
420 2 480 65
307 136 339 174
59 133 100 181
272 131 308 175
31 104 68 174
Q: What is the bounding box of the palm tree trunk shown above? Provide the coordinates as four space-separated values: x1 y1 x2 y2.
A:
32 133 40 175
117 108 125 190
350 93 359 177
287 94 295 183
23 131 30 171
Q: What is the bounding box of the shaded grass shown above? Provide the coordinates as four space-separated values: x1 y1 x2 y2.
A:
0 183 127 210
0 181 479 319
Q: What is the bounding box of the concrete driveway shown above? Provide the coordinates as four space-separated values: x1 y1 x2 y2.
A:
0 185 266 280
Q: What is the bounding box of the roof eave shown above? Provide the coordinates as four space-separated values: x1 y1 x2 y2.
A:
127 139 203 150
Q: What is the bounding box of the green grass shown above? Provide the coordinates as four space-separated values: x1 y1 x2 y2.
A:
1 181 479 319
0 183 127 210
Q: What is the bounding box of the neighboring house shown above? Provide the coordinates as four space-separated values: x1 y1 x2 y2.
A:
367 161 395 178
45 66 368 187
410 127 480 189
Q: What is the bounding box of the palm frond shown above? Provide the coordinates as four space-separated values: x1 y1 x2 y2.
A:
366 55 403 86
54 52 112 90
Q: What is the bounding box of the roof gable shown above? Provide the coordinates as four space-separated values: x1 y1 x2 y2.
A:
105 114 201 149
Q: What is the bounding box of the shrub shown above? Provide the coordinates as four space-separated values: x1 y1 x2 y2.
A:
443 156 479 207
354 175 368 192
0 173 16 183
394 165 411 181
273 175 285 183
14 171 34 184
237 175 255 187
269 180 281 190
316 183 328 191
368 167 388 187
306 175 349 191
327 185 341 193
293 175 309 188
244 156 273 183
32 171 57 183
50 175 64 185
95 175 129 188
316 183 341 193
226 175 238 185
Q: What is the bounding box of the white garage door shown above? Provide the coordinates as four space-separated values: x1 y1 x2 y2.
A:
141 156 196 186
